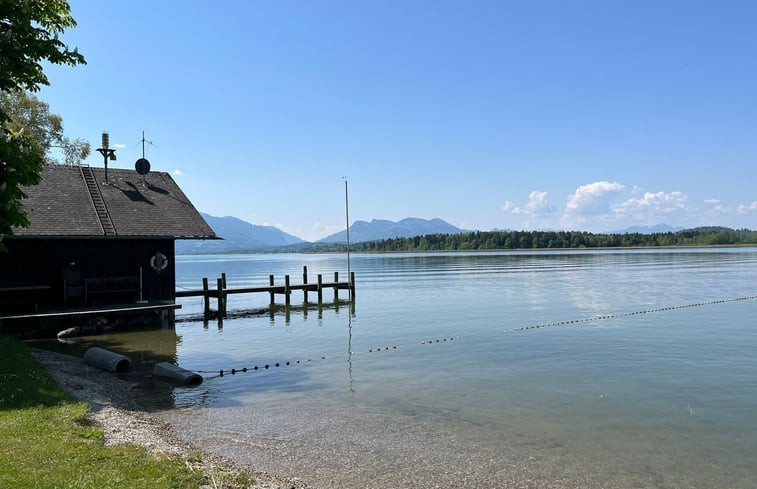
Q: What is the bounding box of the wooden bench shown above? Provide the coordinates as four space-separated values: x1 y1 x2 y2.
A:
0 284 51 312
84 277 141 305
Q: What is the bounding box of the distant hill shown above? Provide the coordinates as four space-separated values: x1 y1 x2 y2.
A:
681 226 735 233
175 213 305 254
319 217 463 243
611 223 685 234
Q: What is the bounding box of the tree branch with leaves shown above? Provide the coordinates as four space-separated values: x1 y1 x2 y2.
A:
0 0 85 249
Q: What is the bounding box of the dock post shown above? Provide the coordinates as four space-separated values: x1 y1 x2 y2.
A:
269 274 275 305
334 271 339 301
317 274 323 304
303 266 308 303
350 271 355 300
217 277 226 317
202 277 210 318
284 274 291 307
221 273 228 316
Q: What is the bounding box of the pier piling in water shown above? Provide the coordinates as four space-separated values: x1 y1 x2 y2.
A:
176 270 355 319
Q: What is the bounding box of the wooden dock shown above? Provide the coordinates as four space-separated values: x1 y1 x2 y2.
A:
176 266 355 318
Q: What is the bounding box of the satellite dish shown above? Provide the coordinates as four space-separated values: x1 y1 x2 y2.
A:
135 158 151 175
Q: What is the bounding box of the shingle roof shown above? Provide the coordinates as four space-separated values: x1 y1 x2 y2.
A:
12 165 216 239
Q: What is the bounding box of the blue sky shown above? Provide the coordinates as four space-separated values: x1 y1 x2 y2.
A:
41 1 757 241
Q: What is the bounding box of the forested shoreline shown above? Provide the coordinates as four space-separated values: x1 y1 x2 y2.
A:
354 227 757 252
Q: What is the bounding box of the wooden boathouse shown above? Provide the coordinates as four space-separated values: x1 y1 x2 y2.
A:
0 164 216 323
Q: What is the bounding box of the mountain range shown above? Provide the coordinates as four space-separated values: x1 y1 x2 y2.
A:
175 214 701 254
175 214 463 254
175 213 304 254
609 223 684 234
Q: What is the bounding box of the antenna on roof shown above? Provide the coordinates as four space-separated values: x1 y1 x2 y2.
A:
135 132 152 186
139 130 158 158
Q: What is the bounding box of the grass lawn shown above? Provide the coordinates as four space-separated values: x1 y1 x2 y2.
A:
0 335 252 489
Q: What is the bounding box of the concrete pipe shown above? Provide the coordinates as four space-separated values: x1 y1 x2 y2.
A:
83 347 131 373
153 362 203 386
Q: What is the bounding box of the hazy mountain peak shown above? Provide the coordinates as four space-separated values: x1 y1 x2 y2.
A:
319 217 462 243
175 213 304 254
611 223 685 234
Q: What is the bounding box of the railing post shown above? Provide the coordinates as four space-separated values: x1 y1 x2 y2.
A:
269 274 275 305
284 274 291 307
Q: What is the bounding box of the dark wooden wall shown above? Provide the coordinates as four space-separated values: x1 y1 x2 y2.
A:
0 238 176 309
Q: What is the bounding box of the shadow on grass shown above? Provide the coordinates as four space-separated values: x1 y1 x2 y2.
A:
0 335 74 411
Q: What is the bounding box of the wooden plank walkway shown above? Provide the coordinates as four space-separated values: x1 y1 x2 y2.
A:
176 267 354 318
1 268 353 323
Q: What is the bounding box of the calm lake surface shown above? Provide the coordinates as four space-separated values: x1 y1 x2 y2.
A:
55 249 757 488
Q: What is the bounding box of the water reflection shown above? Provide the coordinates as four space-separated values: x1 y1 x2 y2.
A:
30 297 356 410
29 249 757 488
162 249 757 489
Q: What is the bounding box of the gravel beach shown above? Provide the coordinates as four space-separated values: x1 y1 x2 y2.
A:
31 348 677 489
32 348 312 489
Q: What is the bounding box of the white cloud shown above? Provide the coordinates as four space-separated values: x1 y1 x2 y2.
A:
702 198 729 217
502 191 552 216
523 191 551 215
114 143 127 149
612 191 689 220
737 201 757 214
559 183 693 231
564 181 625 216
173 169 183 176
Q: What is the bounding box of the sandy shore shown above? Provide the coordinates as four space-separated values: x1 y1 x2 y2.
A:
32 348 312 489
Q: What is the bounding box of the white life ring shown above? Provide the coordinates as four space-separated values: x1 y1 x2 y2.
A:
150 252 168 272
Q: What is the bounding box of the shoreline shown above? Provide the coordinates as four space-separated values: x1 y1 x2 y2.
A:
32 348 312 489
180 243 757 256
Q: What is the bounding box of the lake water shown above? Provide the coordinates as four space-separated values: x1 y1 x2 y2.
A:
54 249 757 488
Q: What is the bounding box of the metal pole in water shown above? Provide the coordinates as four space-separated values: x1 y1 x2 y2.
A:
344 178 351 301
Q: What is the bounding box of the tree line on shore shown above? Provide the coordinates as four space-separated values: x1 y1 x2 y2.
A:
350 227 757 252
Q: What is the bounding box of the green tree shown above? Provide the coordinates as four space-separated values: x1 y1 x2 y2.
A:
0 89 62 157
59 135 91 165
0 89 90 165
0 0 85 248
